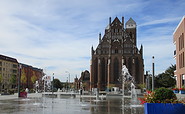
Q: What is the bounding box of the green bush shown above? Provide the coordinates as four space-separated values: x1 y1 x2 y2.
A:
139 88 179 104
153 87 177 103
29 89 35 93
8 89 15 94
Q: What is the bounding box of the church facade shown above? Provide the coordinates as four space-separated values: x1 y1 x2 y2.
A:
90 17 144 91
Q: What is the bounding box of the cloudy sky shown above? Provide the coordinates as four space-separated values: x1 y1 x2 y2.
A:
0 0 184 82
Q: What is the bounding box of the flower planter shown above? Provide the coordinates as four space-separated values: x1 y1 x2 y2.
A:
179 90 185 94
172 90 179 93
144 103 185 114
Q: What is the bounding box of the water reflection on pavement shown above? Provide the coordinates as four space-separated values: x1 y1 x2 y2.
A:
0 97 144 114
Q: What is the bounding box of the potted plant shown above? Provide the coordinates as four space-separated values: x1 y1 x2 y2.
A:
172 88 179 93
179 87 185 94
139 88 185 114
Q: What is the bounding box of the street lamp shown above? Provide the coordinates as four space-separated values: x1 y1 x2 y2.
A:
152 56 155 91
65 71 70 91
65 71 70 83
66 77 68 91
146 71 150 90
18 64 22 97
52 73 54 94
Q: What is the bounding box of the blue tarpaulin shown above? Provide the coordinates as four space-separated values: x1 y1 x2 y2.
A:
144 103 185 114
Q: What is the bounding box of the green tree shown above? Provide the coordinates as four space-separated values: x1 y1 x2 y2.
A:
0 74 2 93
31 72 37 84
165 64 176 77
10 75 16 86
21 69 27 84
53 78 62 90
155 64 176 88
0 74 2 84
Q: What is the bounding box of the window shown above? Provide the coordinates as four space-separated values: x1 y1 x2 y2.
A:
182 74 185 86
115 49 118 54
179 52 185 69
0 62 2 66
13 64 17 68
133 59 135 63
179 33 184 51
183 52 185 68
13 70 17 73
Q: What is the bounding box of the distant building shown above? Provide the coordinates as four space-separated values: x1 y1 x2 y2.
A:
173 16 185 88
42 76 51 92
90 17 144 91
0 54 19 93
74 70 90 91
20 63 43 91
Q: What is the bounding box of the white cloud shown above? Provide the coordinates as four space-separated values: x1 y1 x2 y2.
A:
139 17 181 27
0 0 184 81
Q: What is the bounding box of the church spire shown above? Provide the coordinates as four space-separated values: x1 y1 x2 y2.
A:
91 45 94 55
140 44 143 57
99 33 101 43
109 17 111 25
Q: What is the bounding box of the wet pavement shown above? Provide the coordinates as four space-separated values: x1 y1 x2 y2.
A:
0 96 144 114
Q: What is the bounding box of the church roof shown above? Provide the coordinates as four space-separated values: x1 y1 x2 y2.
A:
105 17 122 30
105 25 110 30
126 18 136 25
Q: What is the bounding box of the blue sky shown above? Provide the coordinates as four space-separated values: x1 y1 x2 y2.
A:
0 0 184 82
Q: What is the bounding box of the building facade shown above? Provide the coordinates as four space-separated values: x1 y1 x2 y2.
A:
90 17 144 91
0 54 19 93
74 70 90 91
20 63 43 91
173 16 185 88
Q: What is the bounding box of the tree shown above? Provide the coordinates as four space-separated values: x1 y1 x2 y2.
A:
21 69 27 85
0 74 2 92
165 64 176 77
53 79 62 90
31 72 37 84
155 64 176 88
10 75 16 87
0 74 2 83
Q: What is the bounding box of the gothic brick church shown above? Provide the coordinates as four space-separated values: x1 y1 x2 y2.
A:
90 17 144 91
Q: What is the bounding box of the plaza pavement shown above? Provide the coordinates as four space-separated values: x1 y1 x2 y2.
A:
0 92 185 101
0 93 42 100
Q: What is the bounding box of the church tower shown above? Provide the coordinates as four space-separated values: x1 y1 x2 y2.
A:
90 17 144 91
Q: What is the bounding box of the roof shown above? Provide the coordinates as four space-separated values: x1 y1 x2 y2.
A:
0 54 18 63
105 17 122 30
126 18 136 25
173 16 185 35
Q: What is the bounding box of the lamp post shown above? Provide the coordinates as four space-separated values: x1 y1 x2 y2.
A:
66 77 68 92
18 64 21 97
65 71 70 90
65 71 70 83
52 73 54 94
146 71 150 90
152 56 155 91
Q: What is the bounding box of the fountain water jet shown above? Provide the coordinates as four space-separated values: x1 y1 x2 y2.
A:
121 65 141 107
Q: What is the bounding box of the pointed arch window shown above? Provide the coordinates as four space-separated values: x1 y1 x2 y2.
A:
113 58 119 83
